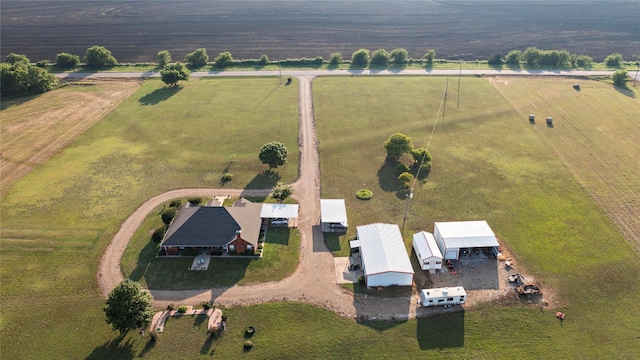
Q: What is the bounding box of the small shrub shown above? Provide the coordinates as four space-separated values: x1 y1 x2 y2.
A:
358 275 366 286
356 189 373 200
221 173 233 183
396 163 410 174
201 301 212 310
167 304 175 311
259 54 269 64
169 199 182 208
257 243 264 250
188 197 203 206
177 305 188 313
149 330 158 341
161 207 177 225
221 315 228 321
244 340 254 349
151 227 166 243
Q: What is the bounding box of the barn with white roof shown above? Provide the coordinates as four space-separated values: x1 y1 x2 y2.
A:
320 199 348 232
352 223 414 287
412 231 443 272
434 221 500 260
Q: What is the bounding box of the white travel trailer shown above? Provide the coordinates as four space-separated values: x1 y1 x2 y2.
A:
419 287 467 307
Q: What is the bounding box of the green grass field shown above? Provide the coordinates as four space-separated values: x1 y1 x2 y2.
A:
1 75 638 359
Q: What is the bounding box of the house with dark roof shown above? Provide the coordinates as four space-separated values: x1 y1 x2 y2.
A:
160 198 262 256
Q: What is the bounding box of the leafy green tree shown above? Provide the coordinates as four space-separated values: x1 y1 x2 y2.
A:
84 46 117 69
351 49 370 66
383 133 413 159
271 182 293 203
185 48 209 67
390 48 409 64
410 148 432 165
487 53 503 65
157 50 171 68
1 60 58 97
522 47 542 65
161 207 177 225
214 51 234 68
259 54 269 65
572 54 593 68
370 49 390 66
504 50 521 65
398 172 414 188
424 49 436 63
160 62 190 86
56 52 80 68
259 142 288 169
612 70 628 87
103 279 155 335
604 53 624 67
329 52 343 66
5 53 30 66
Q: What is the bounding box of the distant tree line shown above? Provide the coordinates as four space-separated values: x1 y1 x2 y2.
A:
2 44 636 97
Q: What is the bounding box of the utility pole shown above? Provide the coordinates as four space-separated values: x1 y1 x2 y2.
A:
457 60 462 108
442 78 449 122
401 192 413 235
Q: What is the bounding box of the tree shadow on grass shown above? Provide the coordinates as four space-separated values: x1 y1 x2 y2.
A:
245 170 281 189
86 334 135 360
138 86 182 105
416 310 465 349
613 85 636 98
137 338 156 358
376 159 401 193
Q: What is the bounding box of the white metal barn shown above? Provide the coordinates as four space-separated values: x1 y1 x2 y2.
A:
434 221 500 260
320 199 348 232
420 287 467 307
412 231 443 272
354 223 414 287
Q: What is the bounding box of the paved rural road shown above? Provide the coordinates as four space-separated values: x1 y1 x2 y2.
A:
59 68 640 80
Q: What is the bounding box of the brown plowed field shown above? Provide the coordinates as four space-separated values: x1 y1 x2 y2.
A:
2 0 639 63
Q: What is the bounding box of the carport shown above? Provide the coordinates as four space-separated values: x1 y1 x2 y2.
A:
434 221 499 260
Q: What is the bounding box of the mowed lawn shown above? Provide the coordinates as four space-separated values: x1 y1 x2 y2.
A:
313 76 640 357
0 77 299 359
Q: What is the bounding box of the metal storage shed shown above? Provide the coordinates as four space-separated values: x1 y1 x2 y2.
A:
412 231 443 272
434 221 499 260
355 223 414 287
321 199 348 232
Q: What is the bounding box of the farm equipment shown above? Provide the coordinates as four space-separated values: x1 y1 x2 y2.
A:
517 284 541 296
508 273 524 283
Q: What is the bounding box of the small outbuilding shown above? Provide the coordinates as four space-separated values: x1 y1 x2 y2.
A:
321 199 348 232
434 221 500 260
412 231 443 273
354 223 414 288
419 287 467 307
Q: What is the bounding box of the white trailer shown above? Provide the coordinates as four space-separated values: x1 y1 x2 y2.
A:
419 287 466 307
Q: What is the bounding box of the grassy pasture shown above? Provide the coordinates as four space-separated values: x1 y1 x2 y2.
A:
0 76 638 359
0 77 298 359
313 76 640 357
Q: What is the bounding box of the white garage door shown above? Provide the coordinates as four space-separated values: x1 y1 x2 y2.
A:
445 249 458 260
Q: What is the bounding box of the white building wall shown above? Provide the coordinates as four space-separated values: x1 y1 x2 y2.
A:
367 272 413 287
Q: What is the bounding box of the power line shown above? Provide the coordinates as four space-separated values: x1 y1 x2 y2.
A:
401 80 449 234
